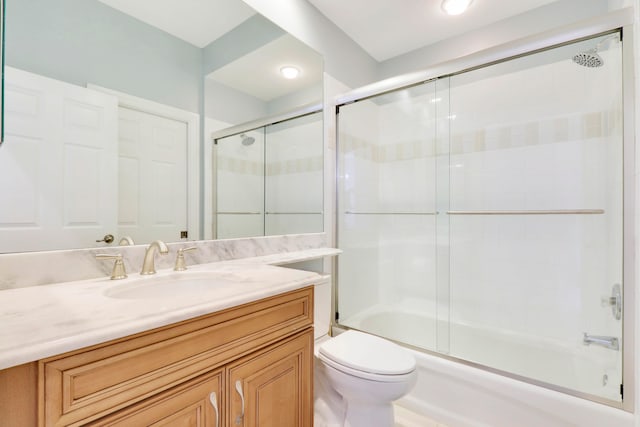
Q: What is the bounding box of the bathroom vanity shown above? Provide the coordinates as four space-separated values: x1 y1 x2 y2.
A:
0 250 336 427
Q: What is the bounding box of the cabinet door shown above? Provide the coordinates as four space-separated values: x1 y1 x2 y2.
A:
228 330 313 427
91 369 224 427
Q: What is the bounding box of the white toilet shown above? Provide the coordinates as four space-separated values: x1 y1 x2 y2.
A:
315 330 417 427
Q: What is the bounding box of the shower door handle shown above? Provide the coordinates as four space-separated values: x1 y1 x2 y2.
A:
583 333 619 350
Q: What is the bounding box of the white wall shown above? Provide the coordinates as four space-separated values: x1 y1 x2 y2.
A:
7 0 202 114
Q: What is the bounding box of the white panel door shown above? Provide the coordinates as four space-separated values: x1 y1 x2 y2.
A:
117 107 187 244
0 67 118 253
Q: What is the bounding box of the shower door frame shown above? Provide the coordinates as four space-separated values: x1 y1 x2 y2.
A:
208 102 323 240
332 8 636 411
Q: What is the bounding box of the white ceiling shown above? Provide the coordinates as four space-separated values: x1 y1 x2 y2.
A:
206 34 323 102
98 0 256 47
96 0 564 101
98 0 323 102
98 0 562 61
307 0 561 61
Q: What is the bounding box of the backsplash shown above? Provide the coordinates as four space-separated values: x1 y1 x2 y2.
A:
0 233 327 290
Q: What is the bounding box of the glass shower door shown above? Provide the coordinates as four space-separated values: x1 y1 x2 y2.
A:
215 129 265 239
335 31 625 404
264 111 323 235
337 82 442 351
446 33 624 401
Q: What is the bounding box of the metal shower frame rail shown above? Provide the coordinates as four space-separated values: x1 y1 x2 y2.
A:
210 102 322 143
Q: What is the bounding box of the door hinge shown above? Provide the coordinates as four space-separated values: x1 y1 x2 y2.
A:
180 230 188 239
620 383 624 399
335 311 339 321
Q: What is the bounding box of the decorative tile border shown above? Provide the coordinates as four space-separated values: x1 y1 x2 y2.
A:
217 155 324 176
339 109 622 162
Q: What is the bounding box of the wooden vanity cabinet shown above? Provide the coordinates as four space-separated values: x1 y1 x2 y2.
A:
92 330 313 427
0 287 313 427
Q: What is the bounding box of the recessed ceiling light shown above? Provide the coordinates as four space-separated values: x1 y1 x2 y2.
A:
280 66 300 79
441 0 473 16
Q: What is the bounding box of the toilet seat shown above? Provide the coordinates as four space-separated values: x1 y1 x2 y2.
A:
318 330 416 382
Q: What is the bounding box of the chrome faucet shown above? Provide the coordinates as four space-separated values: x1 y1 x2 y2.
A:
583 333 619 351
140 240 169 275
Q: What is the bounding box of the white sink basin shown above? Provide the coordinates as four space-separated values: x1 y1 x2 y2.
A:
104 271 239 300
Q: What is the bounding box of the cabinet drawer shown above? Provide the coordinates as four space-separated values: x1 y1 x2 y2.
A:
40 287 312 426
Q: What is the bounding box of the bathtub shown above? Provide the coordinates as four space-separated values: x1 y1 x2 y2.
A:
339 307 633 427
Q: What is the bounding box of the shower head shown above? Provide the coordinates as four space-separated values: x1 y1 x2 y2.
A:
572 48 604 68
572 35 619 68
240 133 255 146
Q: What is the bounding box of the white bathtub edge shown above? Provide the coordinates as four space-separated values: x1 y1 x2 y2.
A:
396 396 493 427
400 348 634 427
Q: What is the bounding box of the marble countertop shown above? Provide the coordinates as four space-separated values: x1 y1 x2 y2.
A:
0 248 341 371
223 247 341 266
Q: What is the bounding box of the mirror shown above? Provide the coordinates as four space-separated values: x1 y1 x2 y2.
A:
0 0 323 253
213 110 324 240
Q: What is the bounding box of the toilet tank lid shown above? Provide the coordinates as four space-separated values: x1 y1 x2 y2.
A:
319 330 415 375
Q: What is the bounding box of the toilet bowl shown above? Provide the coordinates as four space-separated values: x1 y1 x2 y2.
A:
315 330 417 427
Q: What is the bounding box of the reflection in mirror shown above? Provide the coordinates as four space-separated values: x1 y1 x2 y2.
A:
215 111 323 239
0 0 323 253
205 24 323 126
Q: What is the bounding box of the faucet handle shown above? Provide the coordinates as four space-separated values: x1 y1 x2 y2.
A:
174 246 198 271
96 253 128 280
